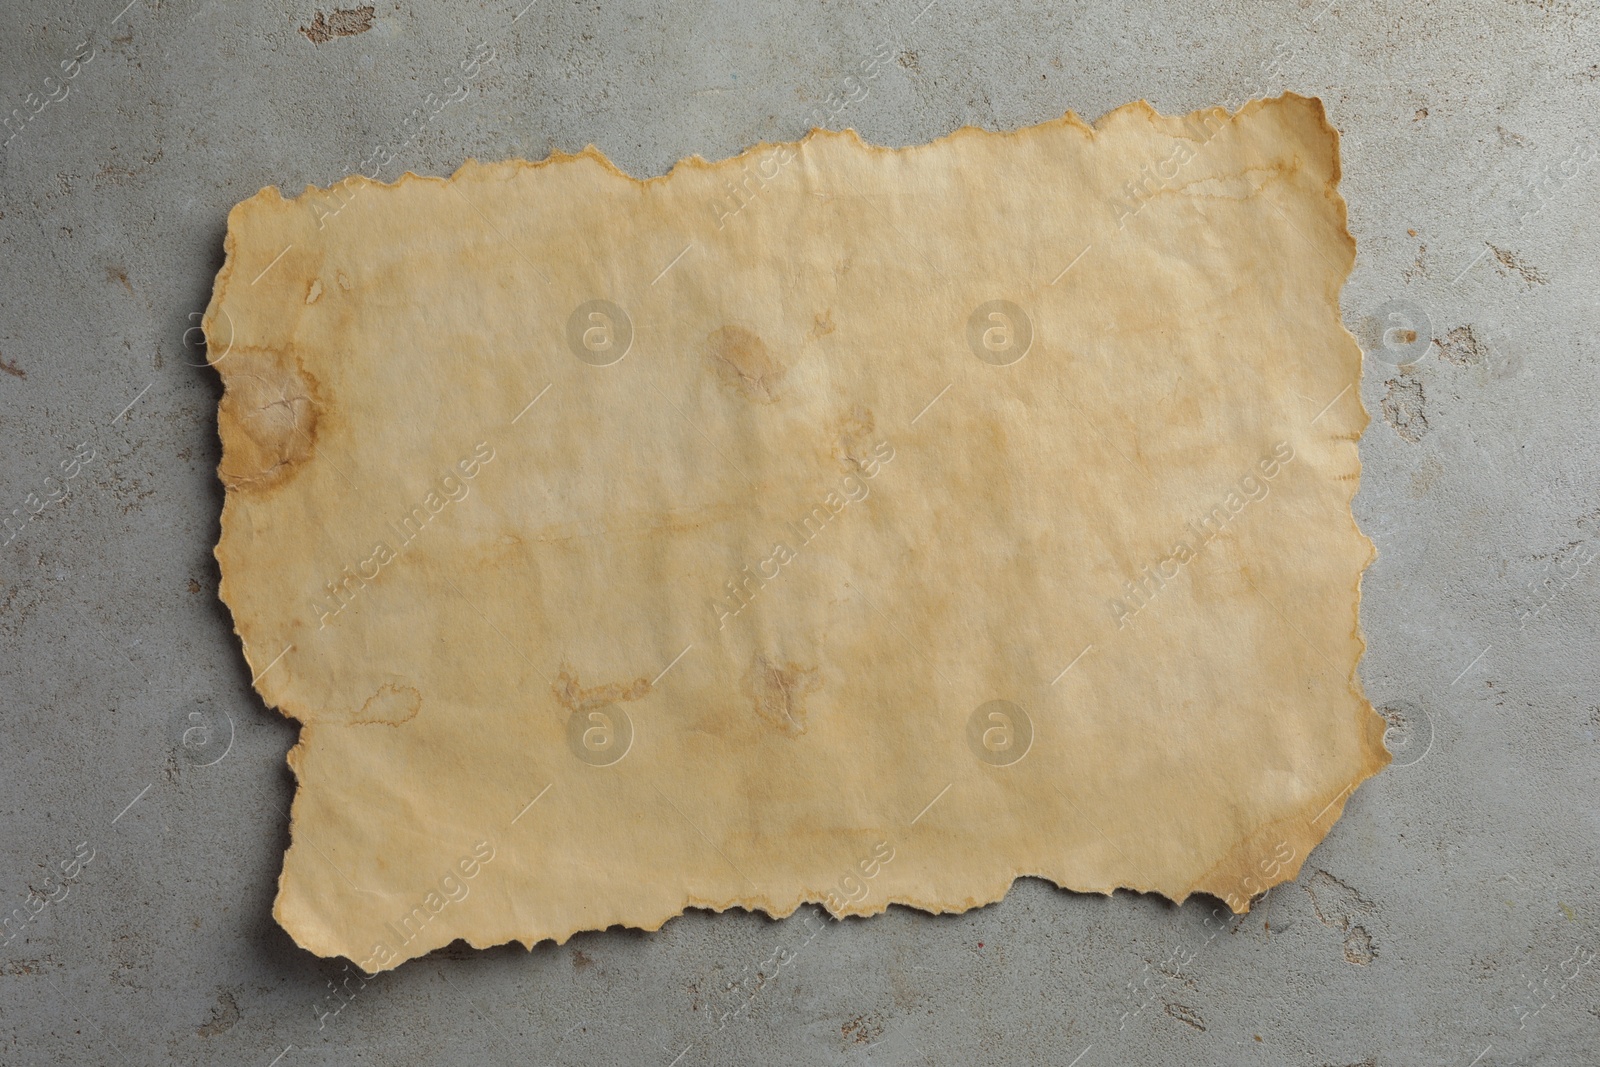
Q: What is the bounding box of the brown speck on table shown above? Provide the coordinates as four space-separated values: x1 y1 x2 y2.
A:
300 5 376 44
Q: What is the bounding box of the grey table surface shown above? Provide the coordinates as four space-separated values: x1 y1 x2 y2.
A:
2 0 1597 1064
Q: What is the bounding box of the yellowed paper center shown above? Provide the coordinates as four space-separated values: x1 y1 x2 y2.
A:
206 93 1387 971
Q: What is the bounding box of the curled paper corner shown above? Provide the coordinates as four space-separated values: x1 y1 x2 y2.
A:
211 93 1385 969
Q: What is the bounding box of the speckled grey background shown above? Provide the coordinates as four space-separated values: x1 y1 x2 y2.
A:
2 1 1598 1064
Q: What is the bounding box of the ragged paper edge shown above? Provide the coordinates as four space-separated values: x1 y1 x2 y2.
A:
206 94 1386 958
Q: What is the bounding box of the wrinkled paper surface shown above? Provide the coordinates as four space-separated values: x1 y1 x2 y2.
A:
207 93 1387 971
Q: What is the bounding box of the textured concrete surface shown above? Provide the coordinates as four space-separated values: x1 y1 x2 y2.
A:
2 0 1598 1064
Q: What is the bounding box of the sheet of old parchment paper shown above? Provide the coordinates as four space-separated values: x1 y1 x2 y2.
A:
206 92 1387 971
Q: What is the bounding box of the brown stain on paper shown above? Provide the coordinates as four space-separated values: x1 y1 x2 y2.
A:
745 654 820 737
215 345 322 493
705 325 786 403
831 405 879 473
553 665 652 712
354 683 422 726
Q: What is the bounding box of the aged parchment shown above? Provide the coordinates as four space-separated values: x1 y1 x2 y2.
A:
207 93 1387 971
